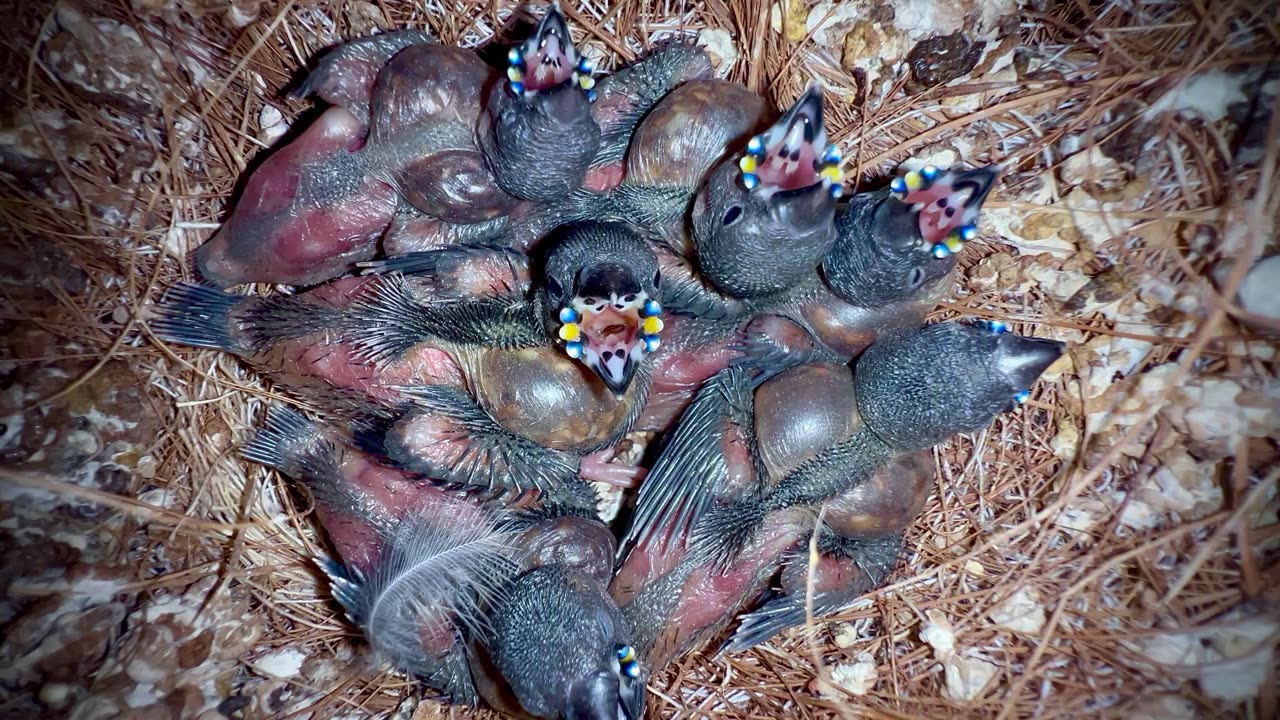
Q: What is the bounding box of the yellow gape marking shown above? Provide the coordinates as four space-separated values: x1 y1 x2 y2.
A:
558 322 581 342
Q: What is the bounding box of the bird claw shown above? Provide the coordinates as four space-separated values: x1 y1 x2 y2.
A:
580 454 647 488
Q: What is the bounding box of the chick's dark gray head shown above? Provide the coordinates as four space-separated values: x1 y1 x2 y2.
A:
690 86 840 299
485 5 601 203
820 191 956 307
822 165 999 308
855 321 1065 449
540 222 664 395
489 565 645 720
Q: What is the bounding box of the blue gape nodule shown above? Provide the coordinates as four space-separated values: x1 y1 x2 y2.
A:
151 2 1065 717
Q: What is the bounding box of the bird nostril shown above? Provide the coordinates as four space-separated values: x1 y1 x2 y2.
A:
601 324 627 338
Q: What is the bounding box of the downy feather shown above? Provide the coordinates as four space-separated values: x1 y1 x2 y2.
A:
332 504 523 668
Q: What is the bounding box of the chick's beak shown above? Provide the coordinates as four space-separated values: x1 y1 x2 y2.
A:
618 672 644 720
995 334 1065 391
740 85 842 198
509 4 588 95
889 164 1000 257
565 673 620 720
557 264 662 396
564 653 645 720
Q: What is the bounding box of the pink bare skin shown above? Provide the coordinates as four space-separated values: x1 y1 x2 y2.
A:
576 42 715 192
379 210 456 255
229 276 465 410
195 107 398 288
316 446 468 574
582 165 625 192
610 535 686 608
417 250 531 301
633 315 738 432
365 45 525 224
197 39 713 288
197 45 509 289
615 395 759 598
775 545 864 600
636 308 832 434
304 441 497 662
208 269 649 497
614 355 881 669
275 336 463 408
615 513 805 670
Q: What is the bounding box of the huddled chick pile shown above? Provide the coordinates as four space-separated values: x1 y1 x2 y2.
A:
151 5 1065 719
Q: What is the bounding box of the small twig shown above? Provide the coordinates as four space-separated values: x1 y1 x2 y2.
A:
1160 468 1278 604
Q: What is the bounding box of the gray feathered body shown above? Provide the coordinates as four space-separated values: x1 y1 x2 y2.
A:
613 322 1065 667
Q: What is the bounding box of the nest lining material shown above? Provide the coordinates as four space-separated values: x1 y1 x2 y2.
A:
1 0 1277 719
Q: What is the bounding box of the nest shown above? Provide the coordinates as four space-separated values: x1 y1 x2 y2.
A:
2 0 1277 718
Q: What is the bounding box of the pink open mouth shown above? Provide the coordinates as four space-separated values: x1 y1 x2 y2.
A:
521 32 574 90
754 123 821 191
558 292 663 395
890 165 998 257
583 304 640 357
507 4 594 96
738 86 842 198
576 303 643 394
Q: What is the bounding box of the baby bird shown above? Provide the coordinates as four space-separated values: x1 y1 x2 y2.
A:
612 320 1065 669
636 162 1000 431
193 4 594 288
688 85 842 299
479 563 645 719
581 82 842 302
792 164 1001 358
243 406 644 719
379 40 717 258
197 8 713 287
152 222 665 501
191 103 401 288
480 3 603 204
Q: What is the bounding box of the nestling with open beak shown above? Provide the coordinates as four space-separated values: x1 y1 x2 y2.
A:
746 162 1003 361
623 86 846 429
561 81 842 303
242 406 646 719
192 4 599 287
480 2 602 204
152 221 664 502
194 5 714 287
379 39 718 258
377 37 715 257
612 320 1065 669
338 222 665 498
359 220 665 396
689 85 842 299
634 161 1000 431
331 2 601 222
